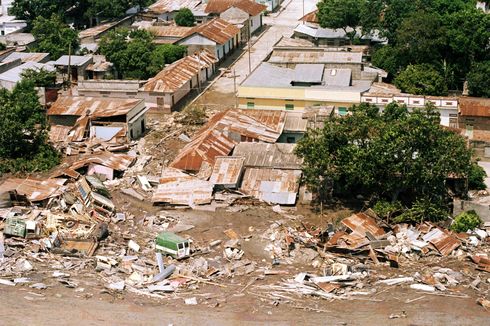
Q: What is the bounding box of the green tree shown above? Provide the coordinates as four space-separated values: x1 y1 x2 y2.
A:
317 0 362 42
0 80 59 173
467 61 490 98
371 45 402 77
295 102 473 210
175 8 195 27
394 64 447 96
21 68 56 87
10 0 75 29
31 15 79 60
148 44 187 75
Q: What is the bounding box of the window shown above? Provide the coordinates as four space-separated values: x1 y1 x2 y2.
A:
285 103 294 110
365 98 372 102
381 99 389 103
286 136 295 143
338 107 348 116
247 102 254 109
413 100 420 104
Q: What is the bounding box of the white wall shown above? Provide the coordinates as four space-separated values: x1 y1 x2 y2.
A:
249 14 262 34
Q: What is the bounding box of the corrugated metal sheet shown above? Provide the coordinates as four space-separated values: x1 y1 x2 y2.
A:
209 156 245 186
0 178 66 202
422 228 460 256
459 97 490 117
149 0 201 14
148 26 193 37
141 49 217 93
240 168 301 204
152 167 214 205
2 52 49 63
205 0 267 16
299 9 318 23
233 142 302 169
48 96 143 117
79 22 117 39
171 109 286 171
69 152 136 171
341 213 385 239
268 50 362 64
184 18 240 45
284 111 308 132
49 125 72 143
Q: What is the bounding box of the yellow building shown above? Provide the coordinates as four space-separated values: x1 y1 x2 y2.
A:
238 62 373 114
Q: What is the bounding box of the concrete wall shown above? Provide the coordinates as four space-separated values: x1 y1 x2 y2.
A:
128 112 146 140
250 14 262 34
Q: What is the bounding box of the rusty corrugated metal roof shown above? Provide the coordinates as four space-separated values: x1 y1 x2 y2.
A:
151 167 214 205
49 125 72 143
459 97 490 117
183 18 240 45
0 178 66 202
79 22 118 39
205 0 267 16
69 152 136 171
148 26 193 37
240 168 301 204
341 213 385 239
141 49 217 93
47 96 143 117
171 109 286 171
422 228 460 256
209 156 245 186
299 10 318 23
148 0 201 14
233 142 302 169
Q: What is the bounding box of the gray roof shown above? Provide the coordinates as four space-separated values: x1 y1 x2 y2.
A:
232 142 303 169
268 50 363 65
294 24 348 39
0 61 55 83
241 62 295 87
323 68 351 86
292 64 324 83
284 112 308 132
53 55 92 66
2 52 50 63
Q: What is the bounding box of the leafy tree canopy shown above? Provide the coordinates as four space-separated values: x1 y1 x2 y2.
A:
175 8 196 27
0 80 59 173
21 68 56 88
148 44 187 76
467 61 490 98
394 64 448 96
295 103 474 210
31 15 79 60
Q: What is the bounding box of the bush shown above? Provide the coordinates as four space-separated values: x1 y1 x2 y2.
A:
451 210 482 232
176 106 207 125
394 198 448 223
468 162 487 190
372 200 403 222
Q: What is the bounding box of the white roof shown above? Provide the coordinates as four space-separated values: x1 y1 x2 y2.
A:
0 61 55 83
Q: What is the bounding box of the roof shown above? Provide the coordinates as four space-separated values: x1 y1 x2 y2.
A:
219 7 250 25
53 55 92 67
294 24 348 39
205 0 267 16
233 142 303 169
48 96 143 117
0 33 35 46
292 64 324 83
148 0 202 14
141 49 217 93
180 18 240 45
284 111 308 132
148 26 193 38
78 79 144 92
209 156 245 186
151 167 214 205
240 168 302 205
0 178 66 202
274 36 315 48
2 52 49 63
459 97 490 117
79 21 118 39
69 152 136 171
171 109 286 171
324 68 351 86
0 61 54 84
299 10 318 23
268 49 363 65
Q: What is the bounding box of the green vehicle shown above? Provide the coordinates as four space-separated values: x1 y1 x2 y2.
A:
155 232 190 259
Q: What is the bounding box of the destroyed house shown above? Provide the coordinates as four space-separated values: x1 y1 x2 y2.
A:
171 109 286 171
47 96 148 143
139 49 217 112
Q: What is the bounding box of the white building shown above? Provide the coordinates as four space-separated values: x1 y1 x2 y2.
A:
0 0 27 35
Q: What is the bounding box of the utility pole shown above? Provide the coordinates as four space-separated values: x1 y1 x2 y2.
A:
302 0 305 24
67 43 72 94
247 24 252 74
231 69 240 109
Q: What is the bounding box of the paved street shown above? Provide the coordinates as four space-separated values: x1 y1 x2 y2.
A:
199 0 318 107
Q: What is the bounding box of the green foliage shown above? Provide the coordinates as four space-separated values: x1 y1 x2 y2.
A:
467 61 490 98
394 64 448 96
175 8 195 27
176 106 207 125
0 80 60 173
468 163 487 191
371 45 402 77
451 210 482 233
10 0 74 29
373 200 403 222
100 28 186 79
394 198 449 223
21 68 56 87
295 102 473 211
31 14 79 60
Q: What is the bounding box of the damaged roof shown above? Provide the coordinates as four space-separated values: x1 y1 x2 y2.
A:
180 18 240 45
209 156 245 186
240 168 301 205
205 0 267 16
233 142 303 169
152 167 214 205
141 49 217 93
171 109 286 171
48 96 143 117
69 152 136 171
0 178 66 202
459 97 490 117
148 0 202 14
